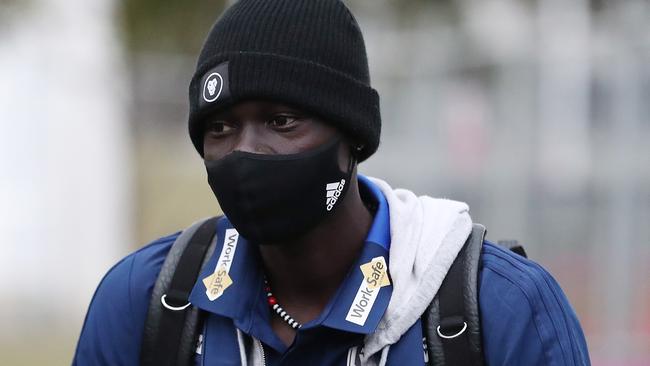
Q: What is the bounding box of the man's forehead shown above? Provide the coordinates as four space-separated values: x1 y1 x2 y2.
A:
208 99 323 121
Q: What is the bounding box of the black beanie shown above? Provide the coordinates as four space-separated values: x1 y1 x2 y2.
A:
188 0 381 162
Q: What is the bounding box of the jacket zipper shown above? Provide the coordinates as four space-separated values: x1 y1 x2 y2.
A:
257 339 266 366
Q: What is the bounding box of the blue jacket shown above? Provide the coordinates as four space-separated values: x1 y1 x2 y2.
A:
74 178 590 365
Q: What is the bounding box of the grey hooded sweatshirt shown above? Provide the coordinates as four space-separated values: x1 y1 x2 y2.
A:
240 177 473 366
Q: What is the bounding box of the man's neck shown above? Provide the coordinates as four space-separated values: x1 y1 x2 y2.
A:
257 175 373 322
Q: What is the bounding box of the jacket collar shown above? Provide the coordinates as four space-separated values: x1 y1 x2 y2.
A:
188 175 392 335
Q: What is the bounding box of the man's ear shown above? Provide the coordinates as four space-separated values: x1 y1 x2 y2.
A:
338 139 364 174
346 138 364 162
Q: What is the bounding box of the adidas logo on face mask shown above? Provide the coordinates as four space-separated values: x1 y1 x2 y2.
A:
326 179 346 211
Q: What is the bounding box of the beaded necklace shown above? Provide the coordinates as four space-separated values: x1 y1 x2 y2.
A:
264 279 302 329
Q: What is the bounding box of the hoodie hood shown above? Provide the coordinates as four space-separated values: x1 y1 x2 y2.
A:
361 177 472 362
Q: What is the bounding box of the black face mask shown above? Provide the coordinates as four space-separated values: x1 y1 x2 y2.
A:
205 139 354 244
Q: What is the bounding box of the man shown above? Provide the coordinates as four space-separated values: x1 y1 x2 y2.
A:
74 0 591 365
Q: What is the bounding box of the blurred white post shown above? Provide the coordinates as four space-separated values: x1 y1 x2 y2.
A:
536 0 592 194
599 0 646 360
0 0 130 337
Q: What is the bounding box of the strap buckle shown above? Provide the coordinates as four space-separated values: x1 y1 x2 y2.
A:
436 321 467 339
437 315 468 339
160 294 191 311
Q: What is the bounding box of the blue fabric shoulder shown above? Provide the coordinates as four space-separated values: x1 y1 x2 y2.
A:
73 232 180 366
479 241 590 366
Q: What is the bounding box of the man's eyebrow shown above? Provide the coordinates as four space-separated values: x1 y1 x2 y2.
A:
270 107 312 118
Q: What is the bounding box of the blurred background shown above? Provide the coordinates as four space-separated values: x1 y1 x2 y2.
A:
1 0 648 364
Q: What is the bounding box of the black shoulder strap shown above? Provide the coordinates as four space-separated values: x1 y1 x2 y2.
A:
424 223 486 366
497 239 528 258
140 216 220 366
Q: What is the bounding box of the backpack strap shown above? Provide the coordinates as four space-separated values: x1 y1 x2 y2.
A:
497 239 528 258
140 216 220 366
424 223 486 366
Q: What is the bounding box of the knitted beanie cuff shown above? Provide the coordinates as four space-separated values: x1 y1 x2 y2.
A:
188 51 380 162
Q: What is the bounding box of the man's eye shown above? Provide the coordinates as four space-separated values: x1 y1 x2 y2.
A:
206 121 234 135
267 115 298 128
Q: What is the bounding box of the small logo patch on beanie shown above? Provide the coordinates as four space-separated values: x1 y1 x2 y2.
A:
203 73 223 102
204 73 222 101
200 62 230 104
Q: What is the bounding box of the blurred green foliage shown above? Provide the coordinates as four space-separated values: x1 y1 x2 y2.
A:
119 0 227 53
389 0 460 19
118 0 461 54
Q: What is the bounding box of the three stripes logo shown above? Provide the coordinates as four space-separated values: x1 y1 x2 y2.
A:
326 179 346 211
